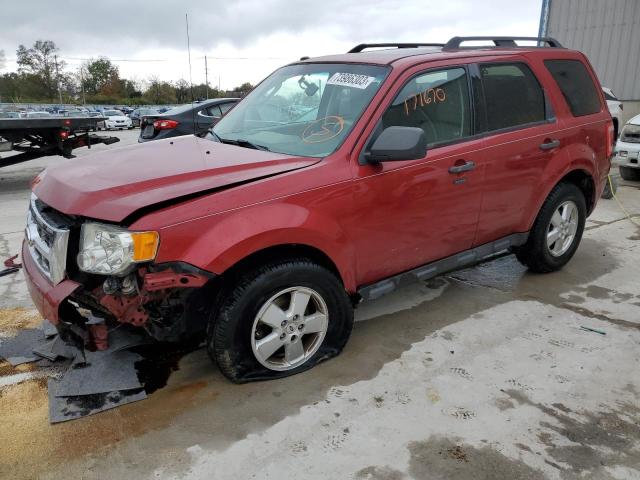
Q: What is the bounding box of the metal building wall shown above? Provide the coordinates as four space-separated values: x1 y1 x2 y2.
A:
545 0 640 101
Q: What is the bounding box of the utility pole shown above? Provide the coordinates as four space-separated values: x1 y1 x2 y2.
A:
79 66 86 105
204 55 209 99
54 54 63 105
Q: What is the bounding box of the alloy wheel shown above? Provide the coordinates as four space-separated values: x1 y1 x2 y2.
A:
546 200 579 257
251 286 329 371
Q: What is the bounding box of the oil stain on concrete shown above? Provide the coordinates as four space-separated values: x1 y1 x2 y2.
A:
506 389 640 477
407 436 544 479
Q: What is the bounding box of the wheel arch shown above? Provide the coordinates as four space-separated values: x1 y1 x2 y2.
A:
558 169 595 214
527 167 596 231
219 243 348 289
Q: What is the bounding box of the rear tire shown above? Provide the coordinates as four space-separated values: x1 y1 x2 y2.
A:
208 259 353 383
619 165 640 181
515 183 586 273
601 175 617 199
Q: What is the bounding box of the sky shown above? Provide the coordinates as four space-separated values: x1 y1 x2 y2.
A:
0 0 543 90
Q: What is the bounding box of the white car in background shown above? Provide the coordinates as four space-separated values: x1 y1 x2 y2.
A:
603 87 623 139
100 109 133 130
614 113 640 181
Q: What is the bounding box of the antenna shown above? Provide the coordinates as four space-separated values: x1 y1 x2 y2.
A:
204 55 209 99
185 13 197 135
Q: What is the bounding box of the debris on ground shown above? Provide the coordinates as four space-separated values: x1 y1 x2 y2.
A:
47 380 147 423
53 350 143 397
0 254 22 277
579 326 607 335
0 319 161 423
0 328 48 366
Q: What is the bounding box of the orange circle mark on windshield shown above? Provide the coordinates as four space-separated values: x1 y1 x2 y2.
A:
301 116 345 143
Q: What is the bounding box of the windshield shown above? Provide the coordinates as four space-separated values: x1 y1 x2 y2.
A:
104 110 121 116
213 63 389 157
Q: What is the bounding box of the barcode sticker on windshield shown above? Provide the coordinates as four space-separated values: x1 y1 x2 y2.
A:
327 73 376 89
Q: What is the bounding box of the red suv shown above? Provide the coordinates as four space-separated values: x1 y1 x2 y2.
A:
24 37 613 382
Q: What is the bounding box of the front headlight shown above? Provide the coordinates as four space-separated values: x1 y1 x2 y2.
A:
77 223 159 275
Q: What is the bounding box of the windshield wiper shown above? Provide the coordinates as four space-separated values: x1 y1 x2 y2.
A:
217 136 270 152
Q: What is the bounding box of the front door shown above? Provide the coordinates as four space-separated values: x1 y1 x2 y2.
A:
349 66 484 286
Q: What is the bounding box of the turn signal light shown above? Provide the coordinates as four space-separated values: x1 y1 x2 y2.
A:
153 119 179 130
131 231 160 262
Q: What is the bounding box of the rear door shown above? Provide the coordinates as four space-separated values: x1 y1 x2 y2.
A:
472 59 565 245
350 65 485 285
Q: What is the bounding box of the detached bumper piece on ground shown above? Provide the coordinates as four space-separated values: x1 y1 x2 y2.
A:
0 320 152 423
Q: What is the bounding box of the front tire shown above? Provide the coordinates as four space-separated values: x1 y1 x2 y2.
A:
515 183 586 273
208 259 354 383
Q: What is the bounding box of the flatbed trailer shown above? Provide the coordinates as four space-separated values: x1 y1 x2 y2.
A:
0 116 120 168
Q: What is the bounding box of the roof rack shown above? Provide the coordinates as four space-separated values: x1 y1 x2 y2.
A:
348 43 444 53
443 36 564 50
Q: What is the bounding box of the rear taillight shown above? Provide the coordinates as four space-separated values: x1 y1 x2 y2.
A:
606 121 614 158
153 119 179 130
59 129 69 139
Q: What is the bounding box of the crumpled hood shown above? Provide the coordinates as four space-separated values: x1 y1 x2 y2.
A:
34 135 319 222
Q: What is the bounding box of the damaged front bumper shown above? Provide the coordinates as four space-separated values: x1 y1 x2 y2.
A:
23 239 215 353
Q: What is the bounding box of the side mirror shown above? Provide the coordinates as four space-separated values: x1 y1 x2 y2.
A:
365 126 427 163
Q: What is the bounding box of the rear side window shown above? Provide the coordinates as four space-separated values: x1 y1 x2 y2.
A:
220 102 234 114
206 105 223 117
544 60 601 116
480 63 546 131
381 67 471 147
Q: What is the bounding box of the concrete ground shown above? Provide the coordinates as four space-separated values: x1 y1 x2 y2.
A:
0 133 639 479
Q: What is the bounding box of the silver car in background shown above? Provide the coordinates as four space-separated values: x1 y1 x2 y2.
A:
614 113 640 181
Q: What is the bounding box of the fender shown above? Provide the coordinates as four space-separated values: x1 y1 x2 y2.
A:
156 202 358 292
522 153 597 232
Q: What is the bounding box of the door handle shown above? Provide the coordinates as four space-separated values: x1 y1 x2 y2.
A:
539 139 560 150
448 160 476 174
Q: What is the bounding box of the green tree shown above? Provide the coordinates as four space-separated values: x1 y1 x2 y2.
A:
174 78 190 103
82 57 119 95
16 40 62 101
0 72 21 102
143 76 177 104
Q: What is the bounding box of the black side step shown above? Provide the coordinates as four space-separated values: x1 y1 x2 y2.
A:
358 232 529 301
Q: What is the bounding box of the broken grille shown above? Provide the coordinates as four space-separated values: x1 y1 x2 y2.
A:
25 193 71 284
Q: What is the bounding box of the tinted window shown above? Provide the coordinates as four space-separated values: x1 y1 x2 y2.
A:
206 105 222 117
544 60 601 116
219 102 234 114
480 63 545 131
381 67 471 146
